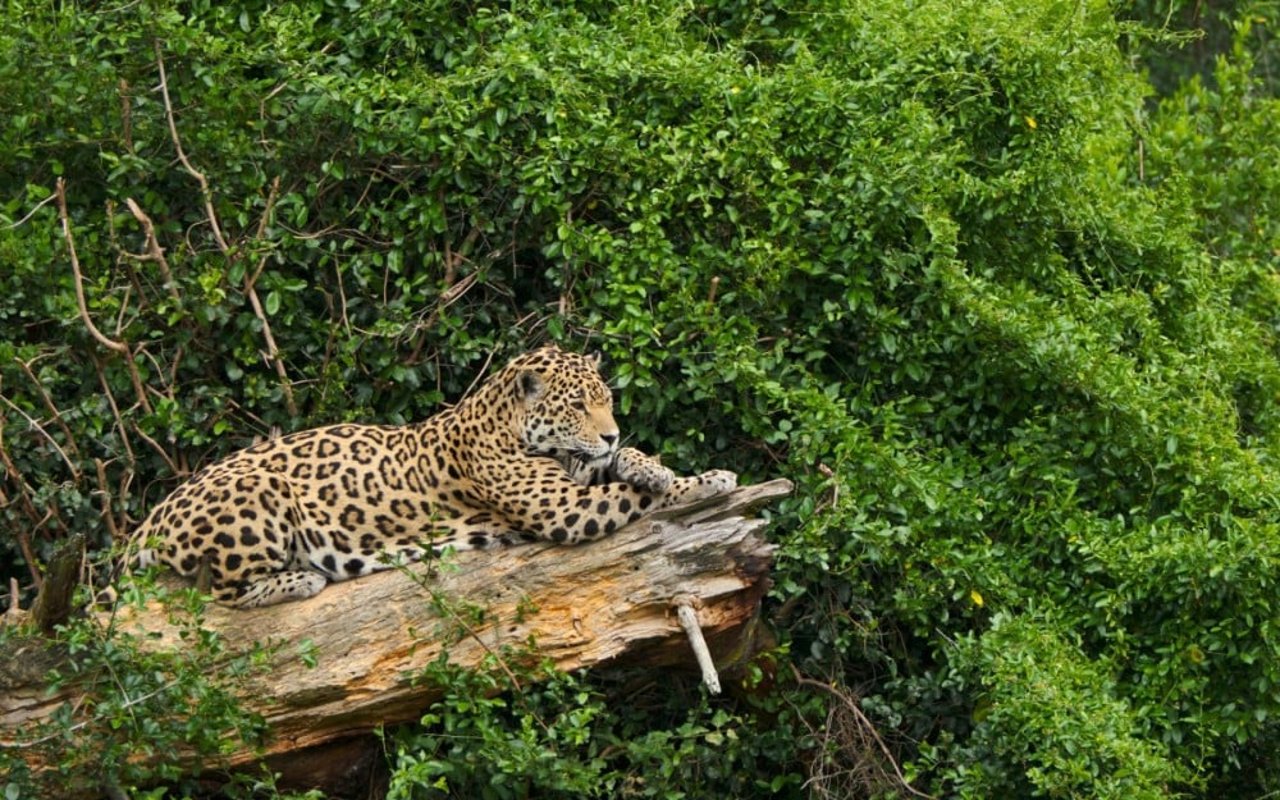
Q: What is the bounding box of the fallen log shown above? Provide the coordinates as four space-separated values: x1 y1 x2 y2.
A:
1 479 791 793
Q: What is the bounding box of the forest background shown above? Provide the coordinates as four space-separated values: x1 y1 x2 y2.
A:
2 0 1280 797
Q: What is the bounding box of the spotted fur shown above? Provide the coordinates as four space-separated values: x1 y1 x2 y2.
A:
133 346 737 608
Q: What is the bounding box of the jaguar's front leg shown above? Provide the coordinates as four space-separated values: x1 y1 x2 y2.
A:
561 447 675 494
610 447 674 494
612 450 739 508
557 447 734 509
560 452 616 486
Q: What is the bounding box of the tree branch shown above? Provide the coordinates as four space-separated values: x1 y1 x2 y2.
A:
123 198 181 304
155 39 229 254
58 179 153 415
154 40 297 416
1 480 791 791
58 179 129 357
0 390 79 483
0 413 43 589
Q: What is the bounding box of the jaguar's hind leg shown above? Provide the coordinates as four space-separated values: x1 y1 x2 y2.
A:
219 570 328 609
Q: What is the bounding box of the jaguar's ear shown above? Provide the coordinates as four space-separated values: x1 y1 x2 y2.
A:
517 370 545 402
588 350 603 370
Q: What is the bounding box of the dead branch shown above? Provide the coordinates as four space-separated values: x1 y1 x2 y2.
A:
246 176 282 291
57 179 153 415
0 414 42 589
118 78 134 154
92 459 123 543
790 665 935 800
129 422 183 478
14 357 79 461
6 192 57 230
91 355 137 469
155 39 229 253
240 177 297 417
154 39 297 417
123 198 181 304
58 179 129 358
1 480 791 792
243 286 298 417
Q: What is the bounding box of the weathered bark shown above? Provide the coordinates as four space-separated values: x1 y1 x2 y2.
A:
0 479 790 792
30 533 85 635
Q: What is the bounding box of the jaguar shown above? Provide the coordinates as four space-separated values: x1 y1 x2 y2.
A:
133 345 737 608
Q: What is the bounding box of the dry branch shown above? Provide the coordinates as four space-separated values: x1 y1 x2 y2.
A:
0 480 790 790
240 177 298 417
58 178 153 415
122 198 181 304
153 41 297 417
0 412 45 587
14 357 81 463
154 39 229 254
58 179 128 358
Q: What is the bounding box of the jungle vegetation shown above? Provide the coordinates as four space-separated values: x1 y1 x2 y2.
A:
2 0 1279 797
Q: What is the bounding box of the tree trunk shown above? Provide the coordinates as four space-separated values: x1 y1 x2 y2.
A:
0 479 791 793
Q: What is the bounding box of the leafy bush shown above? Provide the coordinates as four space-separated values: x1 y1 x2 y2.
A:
0 580 273 797
3 0 1279 796
386 653 805 799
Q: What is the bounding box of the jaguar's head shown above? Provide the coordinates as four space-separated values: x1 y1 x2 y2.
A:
507 345 619 460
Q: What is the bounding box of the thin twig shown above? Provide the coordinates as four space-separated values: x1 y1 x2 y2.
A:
156 38 296 417
407 271 480 365
457 348 499 403
118 78 134 154
790 665 935 800
0 678 182 748
130 422 183 477
124 197 181 303
6 192 57 229
113 284 132 338
155 39 229 253
257 81 289 141
334 262 350 333
58 179 129 357
246 176 282 291
93 458 123 543
0 414 43 588
444 223 482 288
117 466 136 531
58 179 153 414
434 594 524 695
14 357 81 462
240 178 296 416
91 355 135 470
423 589 563 737
243 286 299 417
0 393 79 482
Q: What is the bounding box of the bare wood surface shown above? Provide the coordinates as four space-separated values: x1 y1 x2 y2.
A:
1 480 790 780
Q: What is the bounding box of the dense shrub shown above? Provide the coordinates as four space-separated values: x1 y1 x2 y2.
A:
2 0 1279 796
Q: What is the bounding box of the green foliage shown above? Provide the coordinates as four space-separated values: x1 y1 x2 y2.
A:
940 616 1189 798
386 652 805 799
0 578 271 797
2 0 1279 796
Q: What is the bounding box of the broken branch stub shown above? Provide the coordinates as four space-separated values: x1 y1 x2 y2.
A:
31 533 85 636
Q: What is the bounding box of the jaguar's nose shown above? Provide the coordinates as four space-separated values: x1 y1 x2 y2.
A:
601 433 618 448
